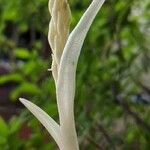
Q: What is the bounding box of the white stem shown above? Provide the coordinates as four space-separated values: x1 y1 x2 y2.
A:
56 0 105 149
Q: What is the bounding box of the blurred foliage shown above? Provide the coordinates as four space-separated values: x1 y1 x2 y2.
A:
0 0 150 149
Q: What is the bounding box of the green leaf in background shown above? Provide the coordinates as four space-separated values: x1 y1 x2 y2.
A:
14 48 31 59
3 5 18 21
0 73 24 85
18 22 28 32
0 136 7 145
10 82 41 101
9 117 23 134
0 117 9 137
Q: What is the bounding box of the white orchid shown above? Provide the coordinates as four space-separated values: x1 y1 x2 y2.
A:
20 0 105 149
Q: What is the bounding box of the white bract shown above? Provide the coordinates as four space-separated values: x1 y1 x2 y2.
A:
20 0 105 149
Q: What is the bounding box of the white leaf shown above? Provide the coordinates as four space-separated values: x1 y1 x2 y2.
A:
19 98 62 148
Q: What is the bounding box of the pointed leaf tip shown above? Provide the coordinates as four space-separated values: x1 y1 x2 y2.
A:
19 97 28 104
